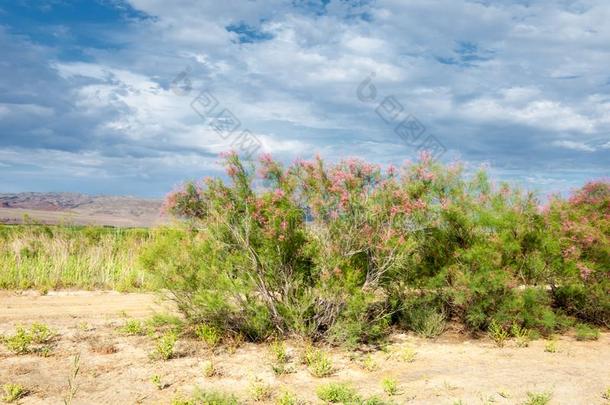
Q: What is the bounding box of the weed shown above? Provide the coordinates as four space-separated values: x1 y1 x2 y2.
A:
118 319 146 336
602 387 610 400
316 383 360 403
488 320 509 348
276 390 299 405
305 349 334 378
153 332 177 360
2 323 57 355
361 354 378 371
192 388 239 404
202 359 218 377
575 324 599 341
248 378 272 402
2 383 28 403
195 324 221 348
544 340 557 353
270 340 288 363
381 377 400 396
150 374 167 390
410 309 446 338
523 391 552 405
63 353 81 405
400 347 417 363
511 323 531 348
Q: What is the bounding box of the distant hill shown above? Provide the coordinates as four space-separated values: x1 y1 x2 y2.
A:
0 192 165 227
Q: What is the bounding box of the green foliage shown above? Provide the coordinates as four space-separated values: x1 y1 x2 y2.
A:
0 225 155 291
488 320 509 347
381 377 400 396
191 389 239 405
303 348 334 378
145 154 609 343
153 332 177 360
2 323 56 355
523 391 552 405
316 383 360 403
2 383 27 403
574 323 599 341
276 390 299 405
195 324 221 348
248 378 272 402
118 319 147 336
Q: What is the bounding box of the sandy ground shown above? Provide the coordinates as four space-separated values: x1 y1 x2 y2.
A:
0 291 609 405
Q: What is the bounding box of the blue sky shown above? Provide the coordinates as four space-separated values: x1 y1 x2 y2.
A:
0 0 608 198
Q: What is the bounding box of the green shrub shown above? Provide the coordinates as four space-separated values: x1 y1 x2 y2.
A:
316 383 360 403
523 391 552 405
574 323 600 341
2 383 28 403
154 154 609 343
192 389 239 405
153 332 177 360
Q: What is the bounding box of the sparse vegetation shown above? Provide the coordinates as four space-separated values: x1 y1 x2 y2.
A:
316 383 360 403
2 383 27 403
381 377 400 396
488 320 509 348
575 324 600 341
303 348 334 378
118 319 147 336
63 353 81 405
248 378 272 402
523 391 552 405
153 332 177 360
0 225 155 290
1 323 56 355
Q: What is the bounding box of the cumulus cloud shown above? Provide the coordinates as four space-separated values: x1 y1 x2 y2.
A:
0 0 608 197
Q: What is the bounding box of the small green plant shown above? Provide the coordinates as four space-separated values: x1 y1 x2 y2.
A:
575 324 600 341
118 319 146 336
2 383 28 403
63 353 81 405
202 359 218 377
305 349 334 378
544 340 557 353
361 354 378 371
270 340 288 363
381 377 400 396
276 390 298 405
2 323 57 355
488 320 509 348
316 383 360 403
29 323 56 343
522 391 552 405
411 309 446 338
248 378 272 402
150 374 168 390
192 389 239 405
511 323 531 348
195 324 221 348
153 332 177 360
400 347 417 363
602 387 610 400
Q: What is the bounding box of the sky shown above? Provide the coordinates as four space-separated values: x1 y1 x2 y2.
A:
0 0 608 198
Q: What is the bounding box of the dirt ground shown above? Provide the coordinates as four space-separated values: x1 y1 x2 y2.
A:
0 291 608 405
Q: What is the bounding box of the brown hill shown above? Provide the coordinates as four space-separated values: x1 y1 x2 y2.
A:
0 192 165 227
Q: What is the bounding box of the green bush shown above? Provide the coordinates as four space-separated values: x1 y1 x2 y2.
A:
150 153 609 344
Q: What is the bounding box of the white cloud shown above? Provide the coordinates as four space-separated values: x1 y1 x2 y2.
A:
552 140 595 152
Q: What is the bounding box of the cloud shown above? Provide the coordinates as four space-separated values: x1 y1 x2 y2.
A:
0 0 609 197
552 140 595 152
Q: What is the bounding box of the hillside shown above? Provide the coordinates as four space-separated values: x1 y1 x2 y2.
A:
0 192 164 227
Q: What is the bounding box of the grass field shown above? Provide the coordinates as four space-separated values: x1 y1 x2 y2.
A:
0 224 158 291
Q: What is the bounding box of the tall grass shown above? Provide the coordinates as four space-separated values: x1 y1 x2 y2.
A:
0 225 160 291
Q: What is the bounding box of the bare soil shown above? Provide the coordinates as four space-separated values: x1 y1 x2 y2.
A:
0 291 608 404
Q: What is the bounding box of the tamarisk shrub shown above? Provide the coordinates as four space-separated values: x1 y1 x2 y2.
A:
142 152 609 344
